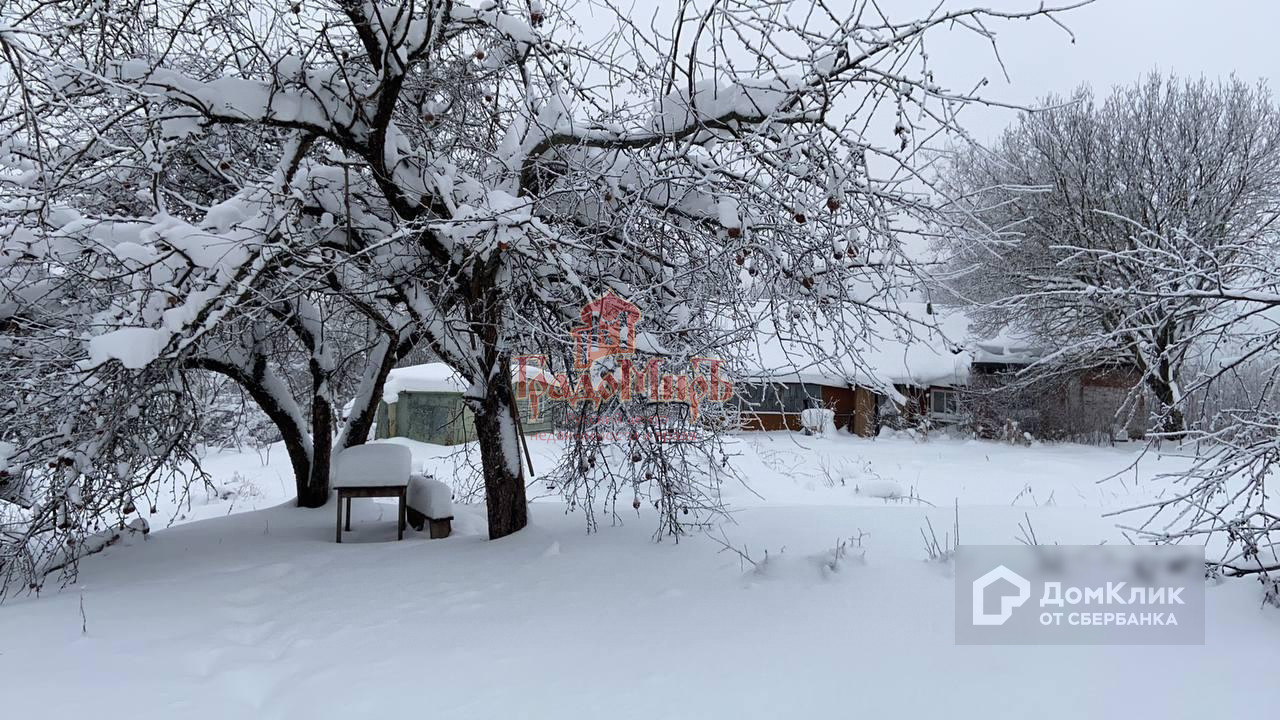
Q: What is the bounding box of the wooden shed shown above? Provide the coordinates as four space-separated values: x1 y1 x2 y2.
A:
374 363 551 446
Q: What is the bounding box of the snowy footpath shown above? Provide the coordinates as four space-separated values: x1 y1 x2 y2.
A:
1 433 1278 719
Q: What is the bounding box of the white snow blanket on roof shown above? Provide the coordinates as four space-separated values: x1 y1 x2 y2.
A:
332 443 412 488
382 362 468 403
734 301 972 392
382 361 560 404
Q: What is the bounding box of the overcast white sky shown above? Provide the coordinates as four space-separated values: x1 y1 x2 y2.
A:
925 0 1280 141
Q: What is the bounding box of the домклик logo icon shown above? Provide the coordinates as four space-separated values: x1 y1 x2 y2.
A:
972 564 1031 626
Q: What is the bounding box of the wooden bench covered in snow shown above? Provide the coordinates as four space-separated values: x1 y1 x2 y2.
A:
406 474 454 539
333 444 412 543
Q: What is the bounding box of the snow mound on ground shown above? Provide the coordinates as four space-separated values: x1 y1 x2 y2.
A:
855 479 904 500
800 408 836 435
746 541 869 583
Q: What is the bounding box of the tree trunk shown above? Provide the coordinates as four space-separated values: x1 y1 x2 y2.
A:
471 368 528 539
1148 331 1186 437
185 356 320 507
300 375 334 509
337 336 399 450
278 424 314 505
1147 373 1186 437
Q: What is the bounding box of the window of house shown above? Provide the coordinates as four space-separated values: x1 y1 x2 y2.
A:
736 382 820 413
930 388 960 419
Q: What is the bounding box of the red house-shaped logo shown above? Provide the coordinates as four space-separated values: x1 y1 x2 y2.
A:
570 292 639 370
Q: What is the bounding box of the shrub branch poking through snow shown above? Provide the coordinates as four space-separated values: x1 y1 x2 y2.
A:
1260 573 1280 610
921 501 960 564
709 527 869 581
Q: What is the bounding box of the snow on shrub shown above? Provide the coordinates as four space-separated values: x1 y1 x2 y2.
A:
855 480 905 500
800 408 836 436
713 530 869 582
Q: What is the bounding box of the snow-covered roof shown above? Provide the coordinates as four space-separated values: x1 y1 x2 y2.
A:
733 303 1039 394
970 342 1043 365
734 302 970 392
384 306 1036 408
856 304 975 389
382 363 468 403
382 361 558 404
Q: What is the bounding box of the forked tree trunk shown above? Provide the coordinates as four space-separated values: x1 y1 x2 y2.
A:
298 351 334 508
186 355 323 506
301 394 333 508
277 425 315 506
471 368 528 539
191 339 404 509
339 337 399 450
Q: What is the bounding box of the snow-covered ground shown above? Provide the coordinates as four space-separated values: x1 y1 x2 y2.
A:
2 433 1277 718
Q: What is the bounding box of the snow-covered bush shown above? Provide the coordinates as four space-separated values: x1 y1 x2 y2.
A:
1262 574 1280 610
800 408 836 437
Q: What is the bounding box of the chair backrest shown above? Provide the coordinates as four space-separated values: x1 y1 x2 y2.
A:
333 443 413 487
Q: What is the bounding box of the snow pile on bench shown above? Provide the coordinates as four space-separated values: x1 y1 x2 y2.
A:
332 443 412 488
406 474 454 538
408 475 453 519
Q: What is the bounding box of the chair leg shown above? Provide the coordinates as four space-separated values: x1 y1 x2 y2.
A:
335 492 342 543
397 492 406 541
344 496 352 531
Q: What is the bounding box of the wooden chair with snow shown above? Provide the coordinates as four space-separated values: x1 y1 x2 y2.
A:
332 443 412 543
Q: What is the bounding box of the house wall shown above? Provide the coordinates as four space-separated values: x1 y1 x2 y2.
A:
735 381 817 432
732 384 878 435
853 386 877 437
884 384 929 426
734 382 861 433
738 412 804 432
375 400 394 438
514 380 554 434
393 391 475 445
870 384 964 433
821 385 858 432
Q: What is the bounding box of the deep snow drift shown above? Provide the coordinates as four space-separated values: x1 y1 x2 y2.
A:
1 433 1277 719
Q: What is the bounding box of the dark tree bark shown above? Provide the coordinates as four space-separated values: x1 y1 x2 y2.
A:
462 271 529 539
1148 371 1186 436
339 336 401 450
470 367 529 539
303 389 333 508
186 355 318 504
1141 323 1186 437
